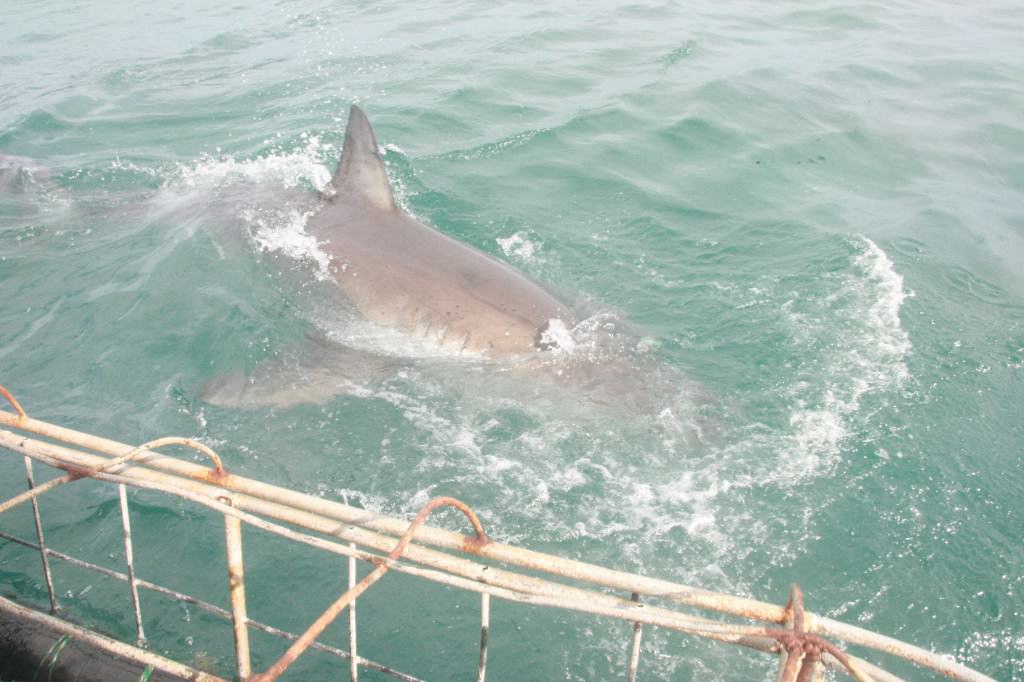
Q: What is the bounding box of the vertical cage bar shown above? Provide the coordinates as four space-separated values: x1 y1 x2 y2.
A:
627 592 643 682
224 508 251 679
476 592 490 682
776 586 800 682
118 484 145 645
23 456 58 613
348 543 358 682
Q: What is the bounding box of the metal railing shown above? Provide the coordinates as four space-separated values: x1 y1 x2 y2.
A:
0 385 995 682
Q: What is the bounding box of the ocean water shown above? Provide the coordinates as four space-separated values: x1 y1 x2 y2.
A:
1 1 1022 680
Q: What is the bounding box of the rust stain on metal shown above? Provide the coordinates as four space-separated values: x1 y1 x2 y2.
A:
59 464 92 481
131 437 227 480
193 467 231 486
766 585 870 682
0 384 27 420
460 535 490 554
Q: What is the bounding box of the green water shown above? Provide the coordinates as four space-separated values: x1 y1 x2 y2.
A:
1 2 1022 680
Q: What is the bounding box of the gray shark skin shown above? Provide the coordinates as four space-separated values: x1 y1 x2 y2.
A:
202 106 580 408
202 108 705 421
308 105 573 356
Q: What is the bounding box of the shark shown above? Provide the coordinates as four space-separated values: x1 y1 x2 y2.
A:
202 105 579 407
308 105 573 356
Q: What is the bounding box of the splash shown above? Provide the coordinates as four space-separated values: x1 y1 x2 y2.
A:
174 135 334 191
502 235 918 583
497 231 539 262
167 137 342 279
538 317 576 352
240 205 332 279
779 235 912 478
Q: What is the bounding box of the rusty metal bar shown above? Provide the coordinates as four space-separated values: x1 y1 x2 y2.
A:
627 592 643 682
23 456 58 614
0 528 135 582
118 483 145 645
766 586 867 682
0 428 964 682
777 586 798 682
349 545 359 682
0 385 26 418
224 503 252 680
477 592 490 682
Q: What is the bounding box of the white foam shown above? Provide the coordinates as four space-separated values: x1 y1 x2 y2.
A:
174 136 334 192
515 235 918 577
497 231 539 262
239 206 332 279
539 317 576 352
110 155 161 178
166 136 360 282
856 237 913 363
778 235 912 478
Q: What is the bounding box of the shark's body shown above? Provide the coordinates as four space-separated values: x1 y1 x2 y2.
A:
309 105 572 357
202 106 578 407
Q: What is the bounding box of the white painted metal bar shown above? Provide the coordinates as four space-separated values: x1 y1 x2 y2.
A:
224 507 252 680
627 592 643 682
0 432 748 636
118 483 145 646
476 592 490 682
348 544 358 682
22 456 58 614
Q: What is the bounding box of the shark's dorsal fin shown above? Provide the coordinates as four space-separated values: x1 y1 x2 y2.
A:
328 105 395 210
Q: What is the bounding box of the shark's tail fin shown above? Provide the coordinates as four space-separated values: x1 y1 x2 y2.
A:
328 105 395 210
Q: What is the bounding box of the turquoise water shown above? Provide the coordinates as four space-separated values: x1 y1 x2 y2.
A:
1 1 1022 680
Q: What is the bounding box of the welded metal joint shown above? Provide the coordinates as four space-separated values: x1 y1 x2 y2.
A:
769 585 870 682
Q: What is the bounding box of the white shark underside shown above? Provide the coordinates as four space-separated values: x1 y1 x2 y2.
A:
203 106 578 407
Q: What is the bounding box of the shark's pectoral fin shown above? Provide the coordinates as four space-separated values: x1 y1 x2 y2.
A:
201 335 397 408
327 105 395 211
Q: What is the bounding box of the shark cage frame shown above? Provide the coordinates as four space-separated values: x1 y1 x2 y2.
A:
0 385 995 682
